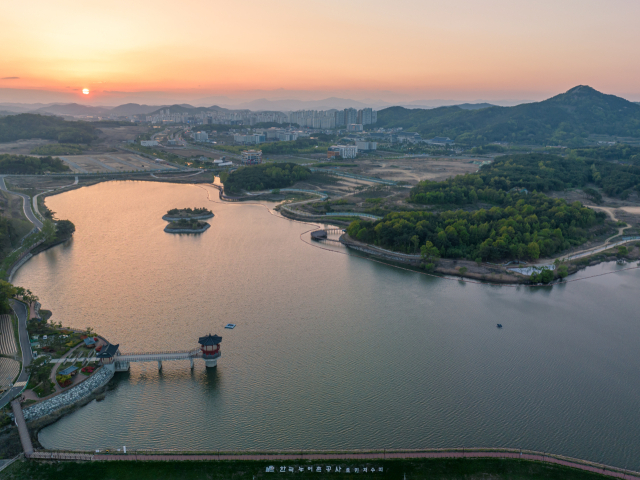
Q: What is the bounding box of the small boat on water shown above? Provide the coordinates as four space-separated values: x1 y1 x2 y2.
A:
225 323 236 329
497 324 503 328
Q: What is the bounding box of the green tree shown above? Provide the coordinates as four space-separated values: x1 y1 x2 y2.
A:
410 235 420 253
420 241 440 263
557 265 569 278
41 220 56 242
0 280 17 314
527 242 540 260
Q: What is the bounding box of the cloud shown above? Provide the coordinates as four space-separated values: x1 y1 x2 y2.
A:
1 77 20 80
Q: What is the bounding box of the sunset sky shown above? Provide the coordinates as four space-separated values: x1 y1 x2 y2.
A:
2 0 640 105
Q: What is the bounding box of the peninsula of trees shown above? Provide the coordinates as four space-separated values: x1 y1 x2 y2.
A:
347 153 613 263
221 162 311 193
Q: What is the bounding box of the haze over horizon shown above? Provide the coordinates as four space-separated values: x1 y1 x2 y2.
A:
2 0 640 107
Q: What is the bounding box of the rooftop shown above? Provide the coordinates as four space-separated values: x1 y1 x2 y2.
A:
97 343 120 358
59 366 78 376
199 334 222 346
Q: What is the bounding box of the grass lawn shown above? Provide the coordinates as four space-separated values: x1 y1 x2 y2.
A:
0 458 613 480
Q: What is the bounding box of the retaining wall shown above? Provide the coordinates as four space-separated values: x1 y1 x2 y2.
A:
22 365 114 422
340 236 421 266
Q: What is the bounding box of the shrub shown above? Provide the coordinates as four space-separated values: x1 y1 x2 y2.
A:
557 265 569 278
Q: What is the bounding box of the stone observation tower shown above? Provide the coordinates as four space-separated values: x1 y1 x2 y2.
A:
198 334 222 368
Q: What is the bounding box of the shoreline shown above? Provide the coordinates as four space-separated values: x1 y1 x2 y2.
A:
338 234 639 286
4 178 639 467
164 223 211 233
162 212 214 221
17 447 640 478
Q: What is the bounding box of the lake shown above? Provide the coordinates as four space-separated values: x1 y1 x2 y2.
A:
14 180 640 469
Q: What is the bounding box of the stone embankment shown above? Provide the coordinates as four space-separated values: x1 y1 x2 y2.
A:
164 223 211 234
339 235 526 284
340 235 423 263
162 212 214 221
22 365 114 422
340 236 421 265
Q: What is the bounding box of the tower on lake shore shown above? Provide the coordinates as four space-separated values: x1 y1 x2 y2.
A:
199 334 222 368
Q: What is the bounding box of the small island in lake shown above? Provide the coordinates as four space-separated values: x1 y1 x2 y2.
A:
162 207 214 221
164 218 211 233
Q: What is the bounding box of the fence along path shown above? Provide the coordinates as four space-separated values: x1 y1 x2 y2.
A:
23 449 640 478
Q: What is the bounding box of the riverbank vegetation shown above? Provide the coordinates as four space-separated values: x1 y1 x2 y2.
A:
0 457 615 479
347 193 604 262
222 162 311 193
0 114 98 144
0 154 71 175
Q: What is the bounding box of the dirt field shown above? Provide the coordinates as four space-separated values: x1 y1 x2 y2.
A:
354 157 480 184
0 139 56 155
57 153 175 173
95 125 149 144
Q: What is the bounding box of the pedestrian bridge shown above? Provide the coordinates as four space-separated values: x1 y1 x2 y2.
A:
97 334 222 371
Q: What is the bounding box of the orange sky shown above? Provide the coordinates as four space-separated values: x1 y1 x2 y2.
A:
2 0 640 104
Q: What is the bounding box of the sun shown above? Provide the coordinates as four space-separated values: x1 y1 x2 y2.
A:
82 88 89 95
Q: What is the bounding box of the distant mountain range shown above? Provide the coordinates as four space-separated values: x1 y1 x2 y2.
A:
0 99 498 117
375 86 640 146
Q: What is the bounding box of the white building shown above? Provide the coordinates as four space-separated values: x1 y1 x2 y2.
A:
278 132 298 141
194 131 209 142
235 134 264 145
355 141 377 151
140 140 159 147
347 124 364 132
329 145 358 159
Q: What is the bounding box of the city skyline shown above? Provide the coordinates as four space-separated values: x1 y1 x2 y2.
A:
2 0 640 105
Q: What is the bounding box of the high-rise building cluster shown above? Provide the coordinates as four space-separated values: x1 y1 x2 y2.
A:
142 106 377 129
287 107 377 129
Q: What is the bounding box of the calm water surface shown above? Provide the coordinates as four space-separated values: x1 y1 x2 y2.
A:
14 181 640 469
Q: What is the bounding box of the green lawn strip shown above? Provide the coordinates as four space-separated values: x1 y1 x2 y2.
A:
0 458 615 480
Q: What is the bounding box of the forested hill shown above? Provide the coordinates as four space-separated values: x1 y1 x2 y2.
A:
375 86 640 146
0 114 98 143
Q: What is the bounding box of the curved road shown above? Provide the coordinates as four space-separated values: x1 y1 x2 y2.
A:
31 176 79 221
0 301 32 408
0 176 42 230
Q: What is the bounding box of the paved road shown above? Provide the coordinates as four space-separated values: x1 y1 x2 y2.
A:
31 176 79 220
0 176 43 229
0 301 33 409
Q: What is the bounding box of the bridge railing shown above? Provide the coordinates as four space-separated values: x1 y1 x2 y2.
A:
118 348 201 357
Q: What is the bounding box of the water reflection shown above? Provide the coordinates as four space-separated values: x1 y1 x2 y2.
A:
10 181 640 469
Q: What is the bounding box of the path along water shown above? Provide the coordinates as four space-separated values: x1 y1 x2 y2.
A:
11 180 640 470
